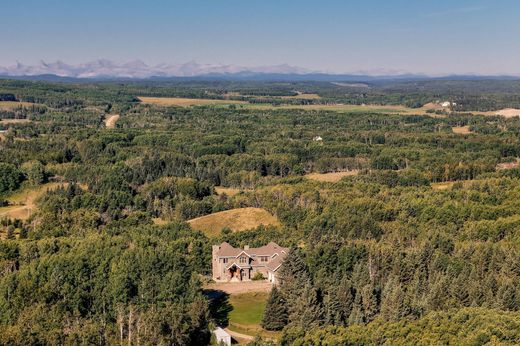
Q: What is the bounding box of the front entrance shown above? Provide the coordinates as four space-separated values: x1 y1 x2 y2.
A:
228 265 243 281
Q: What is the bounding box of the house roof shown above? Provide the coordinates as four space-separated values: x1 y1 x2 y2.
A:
266 251 287 272
247 242 289 256
225 262 251 270
216 242 243 257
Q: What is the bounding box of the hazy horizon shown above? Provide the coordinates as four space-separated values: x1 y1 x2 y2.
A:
2 0 520 75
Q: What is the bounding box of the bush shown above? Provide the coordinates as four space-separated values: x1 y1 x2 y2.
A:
252 272 265 281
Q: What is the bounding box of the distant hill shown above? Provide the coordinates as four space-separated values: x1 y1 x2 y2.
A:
1 59 520 82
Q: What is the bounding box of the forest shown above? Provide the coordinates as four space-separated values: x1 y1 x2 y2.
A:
0 79 520 345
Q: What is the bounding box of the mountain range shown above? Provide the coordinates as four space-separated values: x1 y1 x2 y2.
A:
1 60 519 82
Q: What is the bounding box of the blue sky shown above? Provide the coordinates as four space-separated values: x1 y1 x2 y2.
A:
2 0 519 74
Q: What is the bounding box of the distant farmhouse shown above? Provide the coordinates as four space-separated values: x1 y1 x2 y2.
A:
212 242 289 284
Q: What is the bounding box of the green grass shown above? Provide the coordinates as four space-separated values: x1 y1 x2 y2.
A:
228 292 268 326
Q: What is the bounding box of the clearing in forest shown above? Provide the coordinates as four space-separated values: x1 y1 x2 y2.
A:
187 207 280 237
104 114 120 128
0 182 66 220
479 108 520 118
305 170 359 183
137 96 247 107
452 126 473 134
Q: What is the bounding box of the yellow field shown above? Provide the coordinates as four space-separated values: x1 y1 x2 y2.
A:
138 96 247 107
0 101 35 110
452 126 473 134
187 207 280 237
0 182 66 221
479 108 520 118
136 96 455 116
305 170 359 183
280 93 322 100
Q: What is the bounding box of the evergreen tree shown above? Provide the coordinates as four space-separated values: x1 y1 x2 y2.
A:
278 249 311 316
261 286 288 331
288 283 324 328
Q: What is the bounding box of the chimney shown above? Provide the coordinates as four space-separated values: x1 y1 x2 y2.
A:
244 245 249 250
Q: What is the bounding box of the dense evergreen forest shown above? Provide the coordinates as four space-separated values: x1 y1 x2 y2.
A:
1 79 520 345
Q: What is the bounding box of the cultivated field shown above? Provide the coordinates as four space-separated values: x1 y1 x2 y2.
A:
187 207 280 237
138 96 247 107
305 170 359 183
137 96 445 115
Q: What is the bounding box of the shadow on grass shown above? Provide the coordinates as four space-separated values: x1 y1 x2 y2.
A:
205 289 233 328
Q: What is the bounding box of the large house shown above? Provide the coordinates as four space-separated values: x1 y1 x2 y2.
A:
212 242 289 284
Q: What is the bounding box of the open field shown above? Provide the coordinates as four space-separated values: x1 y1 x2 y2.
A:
138 96 247 107
137 96 446 115
227 292 280 342
0 101 35 109
280 93 321 100
187 207 280 237
452 126 473 134
228 292 268 326
479 108 520 118
104 114 120 128
305 170 359 183
0 182 66 220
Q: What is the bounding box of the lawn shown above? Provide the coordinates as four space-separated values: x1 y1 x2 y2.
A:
228 292 268 326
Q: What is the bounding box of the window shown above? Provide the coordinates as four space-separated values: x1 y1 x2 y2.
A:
240 256 247 264
260 256 269 262
222 258 228 264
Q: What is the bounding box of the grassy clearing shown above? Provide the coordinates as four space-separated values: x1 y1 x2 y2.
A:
229 292 268 326
138 96 247 107
305 170 359 183
281 93 321 100
0 182 66 220
138 96 441 115
187 207 280 237
227 292 280 341
452 126 473 134
479 108 520 118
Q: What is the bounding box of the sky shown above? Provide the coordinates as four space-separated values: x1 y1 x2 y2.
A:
2 0 520 75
